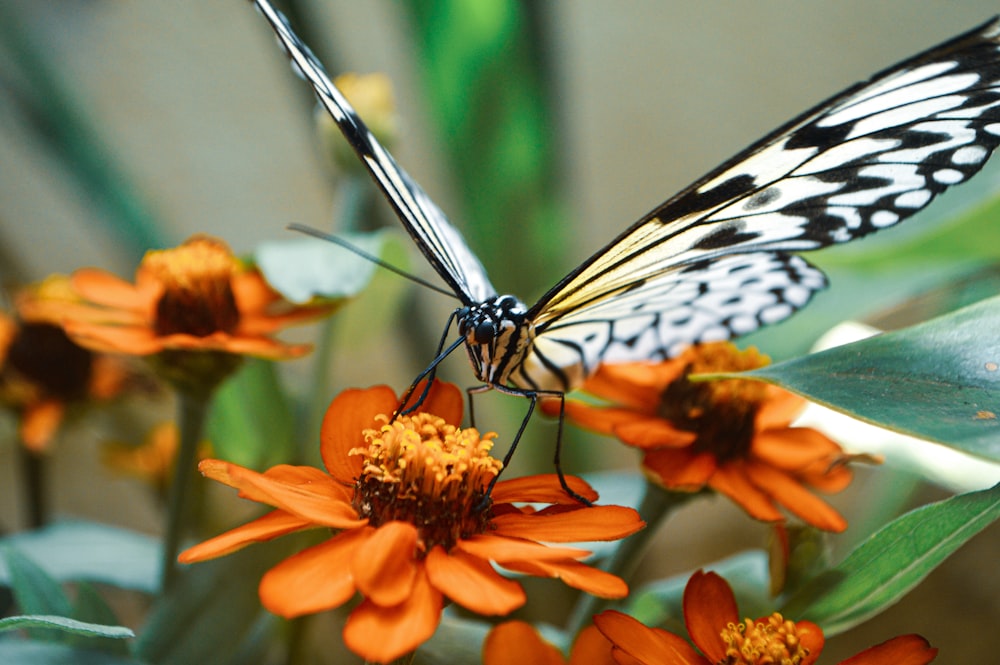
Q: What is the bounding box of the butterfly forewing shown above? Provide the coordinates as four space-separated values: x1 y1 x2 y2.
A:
249 0 496 305
248 1 1000 396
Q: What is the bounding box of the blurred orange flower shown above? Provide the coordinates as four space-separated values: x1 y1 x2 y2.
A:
0 276 133 452
180 381 643 663
62 235 329 361
483 621 616 665
553 342 854 532
103 422 211 495
594 570 937 665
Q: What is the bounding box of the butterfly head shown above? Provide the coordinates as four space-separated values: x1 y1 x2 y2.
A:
457 296 531 386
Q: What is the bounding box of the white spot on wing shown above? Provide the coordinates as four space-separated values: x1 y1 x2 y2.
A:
933 168 965 184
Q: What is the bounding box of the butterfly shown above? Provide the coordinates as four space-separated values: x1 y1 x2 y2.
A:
248 1 1000 479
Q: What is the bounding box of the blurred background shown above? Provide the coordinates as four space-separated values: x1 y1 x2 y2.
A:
1 1 998 662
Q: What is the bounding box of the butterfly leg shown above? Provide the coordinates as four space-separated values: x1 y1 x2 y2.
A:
396 312 465 418
480 386 592 506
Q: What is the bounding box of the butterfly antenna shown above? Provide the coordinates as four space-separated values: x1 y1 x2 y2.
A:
287 223 460 300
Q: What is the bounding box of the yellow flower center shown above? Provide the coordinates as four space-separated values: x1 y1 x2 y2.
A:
720 613 810 665
143 236 240 337
351 412 502 554
658 342 770 461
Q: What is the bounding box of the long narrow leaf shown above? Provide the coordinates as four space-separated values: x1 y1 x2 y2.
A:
782 483 1000 634
0 615 133 640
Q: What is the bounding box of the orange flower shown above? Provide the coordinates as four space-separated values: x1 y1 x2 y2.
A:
483 621 616 665
179 381 643 664
103 422 211 495
0 276 133 452
594 570 937 665
554 343 853 532
62 235 328 361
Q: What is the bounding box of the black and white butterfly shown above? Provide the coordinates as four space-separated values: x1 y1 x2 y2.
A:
249 1 1000 471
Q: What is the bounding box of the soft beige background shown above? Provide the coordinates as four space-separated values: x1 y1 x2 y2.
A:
1 2 997 663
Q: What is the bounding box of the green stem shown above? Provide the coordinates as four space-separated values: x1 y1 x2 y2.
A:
160 386 212 592
303 175 372 453
566 482 696 637
16 443 47 528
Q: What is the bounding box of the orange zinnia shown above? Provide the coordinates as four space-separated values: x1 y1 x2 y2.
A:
594 570 937 665
554 342 853 532
483 621 616 665
0 276 133 452
62 235 328 361
179 381 644 664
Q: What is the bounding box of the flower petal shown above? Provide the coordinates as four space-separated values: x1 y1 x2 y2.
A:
683 571 738 662
197 459 364 528
351 521 419 606
259 527 371 617
457 534 592 563
568 625 618 665
320 385 398 482
615 419 698 449
500 558 628 598
559 401 650 436
20 399 65 453
425 546 525 615
753 427 843 471
796 621 825 665
755 388 806 429
178 510 313 563
642 448 716 488
594 610 707 665
64 323 165 355
71 268 154 312
492 474 598 504
483 621 563 665
342 566 442 664
745 461 847 532
492 505 644 542
415 379 464 426
708 464 784 523
838 634 937 665
584 361 682 410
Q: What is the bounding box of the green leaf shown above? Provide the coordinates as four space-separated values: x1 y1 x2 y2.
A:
738 295 1000 461
782 482 1000 634
255 231 386 304
0 615 133 640
2 548 73 621
0 641 143 665
69 583 130 656
0 521 159 593
207 358 296 470
135 534 303 665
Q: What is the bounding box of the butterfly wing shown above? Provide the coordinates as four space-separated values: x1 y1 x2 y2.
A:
515 17 1000 391
249 0 496 305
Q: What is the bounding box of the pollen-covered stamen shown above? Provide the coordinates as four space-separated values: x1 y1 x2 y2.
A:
144 236 241 337
658 343 770 462
351 412 502 553
720 612 811 665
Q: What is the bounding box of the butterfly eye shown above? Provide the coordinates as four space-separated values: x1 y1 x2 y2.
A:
474 321 496 345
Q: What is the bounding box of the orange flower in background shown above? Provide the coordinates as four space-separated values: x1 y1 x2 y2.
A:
483 621 616 665
180 381 643 664
103 422 211 495
0 276 134 452
594 570 937 665
61 235 329 361
553 342 854 532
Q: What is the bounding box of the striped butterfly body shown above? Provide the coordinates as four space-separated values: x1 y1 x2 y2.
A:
248 1 1000 479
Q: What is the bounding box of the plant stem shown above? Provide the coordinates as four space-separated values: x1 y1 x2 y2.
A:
565 482 696 636
17 443 47 528
160 386 212 592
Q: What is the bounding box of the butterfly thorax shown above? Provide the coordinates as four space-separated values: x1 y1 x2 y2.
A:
457 295 533 386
